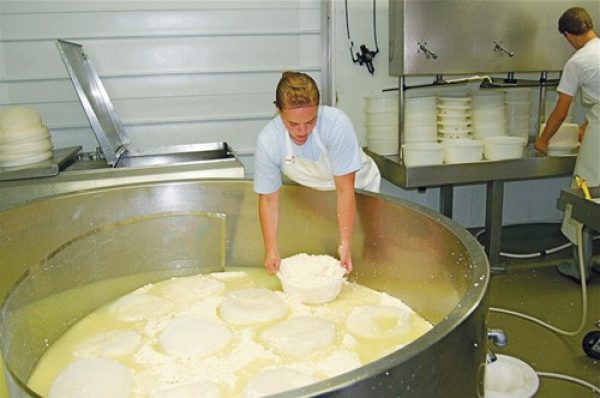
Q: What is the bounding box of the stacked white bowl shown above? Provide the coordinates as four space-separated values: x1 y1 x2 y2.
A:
0 107 54 168
365 94 399 156
505 88 532 140
437 95 473 140
471 91 507 140
403 96 437 143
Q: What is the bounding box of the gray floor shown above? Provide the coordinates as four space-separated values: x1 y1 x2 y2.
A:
484 224 600 397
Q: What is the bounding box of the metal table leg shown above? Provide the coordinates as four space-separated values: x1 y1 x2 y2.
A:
484 181 505 273
439 185 454 218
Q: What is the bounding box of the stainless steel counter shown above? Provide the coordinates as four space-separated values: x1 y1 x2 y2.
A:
558 186 600 232
366 149 576 270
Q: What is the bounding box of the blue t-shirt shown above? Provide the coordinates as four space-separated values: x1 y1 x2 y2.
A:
253 106 362 194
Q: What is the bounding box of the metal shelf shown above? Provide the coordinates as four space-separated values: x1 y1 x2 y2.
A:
366 149 576 271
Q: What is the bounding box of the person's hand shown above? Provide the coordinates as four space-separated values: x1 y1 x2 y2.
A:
578 124 587 142
338 243 353 274
534 136 549 155
263 247 281 274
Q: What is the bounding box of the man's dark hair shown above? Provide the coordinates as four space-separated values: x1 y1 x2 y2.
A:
559 7 594 35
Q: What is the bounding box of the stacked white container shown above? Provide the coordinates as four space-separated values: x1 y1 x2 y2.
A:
505 88 532 140
471 91 507 140
437 95 473 140
403 96 437 143
364 94 399 156
0 107 54 168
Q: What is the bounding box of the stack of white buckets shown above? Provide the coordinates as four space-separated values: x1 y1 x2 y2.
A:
401 90 532 166
364 94 399 156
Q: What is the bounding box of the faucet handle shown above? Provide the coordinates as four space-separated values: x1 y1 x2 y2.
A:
488 328 508 348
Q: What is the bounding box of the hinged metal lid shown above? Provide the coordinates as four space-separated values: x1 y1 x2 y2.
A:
55 39 129 166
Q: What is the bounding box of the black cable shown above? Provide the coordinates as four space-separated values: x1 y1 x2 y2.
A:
344 0 379 74
372 0 379 53
344 0 358 62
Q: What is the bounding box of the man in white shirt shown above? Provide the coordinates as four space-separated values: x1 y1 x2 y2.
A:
536 7 600 282
254 72 380 274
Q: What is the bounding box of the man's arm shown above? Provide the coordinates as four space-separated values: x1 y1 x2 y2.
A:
334 172 356 273
535 93 573 154
258 191 281 273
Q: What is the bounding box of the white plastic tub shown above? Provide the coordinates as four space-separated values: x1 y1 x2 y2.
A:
404 111 436 127
404 125 437 143
367 136 399 156
541 122 579 146
365 110 398 126
365 95 398 112
443 139 483 164
402 142 443 166
483 136 526 160
366 124 398 139
472 92 505 109
405 96 437 113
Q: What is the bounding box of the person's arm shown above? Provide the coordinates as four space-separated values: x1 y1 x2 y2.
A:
258 191 281 273
334 172 356 273
535 92 573 154
578 119 588 142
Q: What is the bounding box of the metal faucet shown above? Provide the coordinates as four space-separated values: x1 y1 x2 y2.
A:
493 41 514 57
417 42 438 59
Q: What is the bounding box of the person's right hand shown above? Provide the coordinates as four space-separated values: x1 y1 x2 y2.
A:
263 247 281 274
534 136 549 155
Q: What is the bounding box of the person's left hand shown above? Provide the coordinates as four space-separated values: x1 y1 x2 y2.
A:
338 243 353 274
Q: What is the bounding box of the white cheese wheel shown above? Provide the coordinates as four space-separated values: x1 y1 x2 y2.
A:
260 316 336 357
278 253 345 305
218 288 289 326
158 275 225 303
243 367 319 398
158 317 232 357
48 358 133 398
73 330 142 359
109 291 174 322
345 305 411 339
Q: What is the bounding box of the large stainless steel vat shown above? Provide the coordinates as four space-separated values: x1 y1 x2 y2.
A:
0 180 489 397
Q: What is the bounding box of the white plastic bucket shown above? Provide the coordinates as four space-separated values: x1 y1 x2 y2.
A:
404 125 438 143
365 110 398 126
483 136 526 160
402 142 443 166
442 138 483 164
365 95 398 112
405 111 436 127
366 124 398 139
472 92 505 109
505 101 530 116
504 88 532 102
541 122 579 146
367 136 399 156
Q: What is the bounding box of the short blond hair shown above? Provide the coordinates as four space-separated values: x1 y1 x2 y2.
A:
274 71 320 109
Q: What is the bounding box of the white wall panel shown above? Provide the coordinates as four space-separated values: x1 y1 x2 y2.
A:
0 9 319 41
0 0 324 155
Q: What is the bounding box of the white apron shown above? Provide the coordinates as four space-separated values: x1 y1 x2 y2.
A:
561 91 600 243
283 129 381 193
